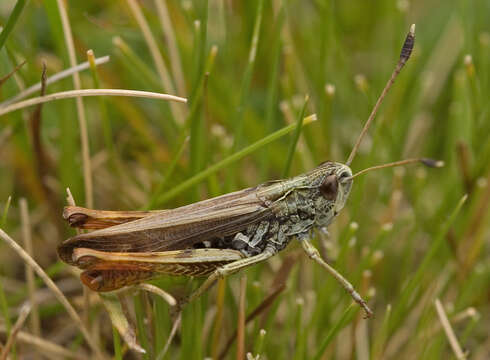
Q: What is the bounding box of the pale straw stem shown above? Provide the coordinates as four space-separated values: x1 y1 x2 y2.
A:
0 89 187 117
56 0 93 208
434 299 467 360
0 56 110 107
154 0 187 97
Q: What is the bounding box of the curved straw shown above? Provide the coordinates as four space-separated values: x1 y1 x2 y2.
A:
0 56 110 106
0 89 187 117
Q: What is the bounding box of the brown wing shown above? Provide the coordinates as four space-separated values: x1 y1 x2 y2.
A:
63 206 161 229
58 185 278 265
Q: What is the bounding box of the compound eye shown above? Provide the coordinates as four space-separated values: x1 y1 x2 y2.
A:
320 174 338 201
339 171 350 180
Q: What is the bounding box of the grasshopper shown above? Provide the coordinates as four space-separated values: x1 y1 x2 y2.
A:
58 24 437 324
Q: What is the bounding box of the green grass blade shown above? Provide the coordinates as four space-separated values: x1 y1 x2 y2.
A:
231 0 264 152
0 0 27 52
112 326 122 360
155 114 317 205
313 304 359 360
145 136 189 210
390 194 468 331
134 293 150 359
283 95 309 177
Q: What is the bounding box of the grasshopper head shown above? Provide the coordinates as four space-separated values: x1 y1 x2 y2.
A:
311 161 353 215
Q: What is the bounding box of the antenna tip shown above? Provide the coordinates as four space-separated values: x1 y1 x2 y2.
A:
420 158 445 168
399 24 416 64
410 24 416 35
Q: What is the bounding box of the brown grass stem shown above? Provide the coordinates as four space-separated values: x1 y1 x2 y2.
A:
0 325 85 359
0 302 31 360
0 229 105 359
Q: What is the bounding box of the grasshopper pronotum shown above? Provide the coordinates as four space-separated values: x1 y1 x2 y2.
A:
58 25 439 325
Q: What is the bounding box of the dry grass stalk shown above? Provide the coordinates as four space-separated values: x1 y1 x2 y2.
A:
0 60 26 88
154 0 186 97
156 312 181 360
434 299 467 360
135 283 176 306
19 199 41 339
0 325 85 359
0 229 105 359
0 88 187 116
0 56 110 106
0 302 31 360
56 0 93 209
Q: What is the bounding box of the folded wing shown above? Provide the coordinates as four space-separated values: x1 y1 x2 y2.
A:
58 185 275 265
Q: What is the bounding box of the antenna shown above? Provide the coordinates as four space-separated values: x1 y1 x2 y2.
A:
346 24 416 166
343 158 444 181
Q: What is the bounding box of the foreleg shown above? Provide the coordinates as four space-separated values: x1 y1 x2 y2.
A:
300 237 373 318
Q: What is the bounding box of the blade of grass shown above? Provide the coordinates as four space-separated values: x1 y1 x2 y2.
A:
231 0 264 151
0 0 27 52
87 50 114 161
112 326 122 360
390 194 468 331
0 196 11 227
156 114 317 204
188 13 208 196
145 136 189 210
282 95 309 177
236 276 247 360
126 0 185 125
156 313 181 360
218 284 286 360
313 304 359 360
154 0 186 97
260 4 284 179
254 329 266 359
371 304 392 359
112 36 163 90
134 293 150 359
0 60 26 88
144 45 217 209
293 298 306 360
211 278 226 359
100 294 144 354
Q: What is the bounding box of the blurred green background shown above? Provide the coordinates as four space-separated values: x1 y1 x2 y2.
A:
0 0 489 359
